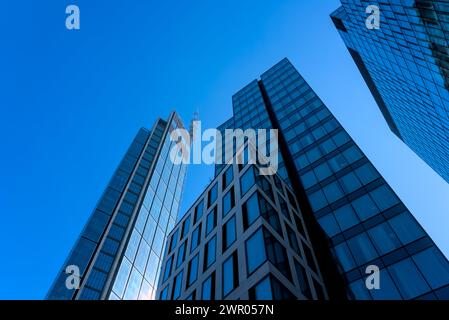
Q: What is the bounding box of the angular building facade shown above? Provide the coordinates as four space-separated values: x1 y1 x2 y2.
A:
331 1 449 183
47 112 188 300
158 59 449 300
157 159 328 300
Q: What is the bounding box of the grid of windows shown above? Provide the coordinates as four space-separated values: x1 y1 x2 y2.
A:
332 1 449 183
260 58 449 300
156 162 326 300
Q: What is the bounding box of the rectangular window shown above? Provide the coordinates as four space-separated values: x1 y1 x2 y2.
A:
223 166 233 190
242 192 260 229
264 230 292 281
248 276 273 300
222 187 235 216
223 215 237 251
222 252 238 297
208 183 218 207
194 200 204 224
294 261 312 299
190 224 202 253
204 236 216 270
245 228 267 274
388 258 430 299
172 271 184 300
202 273 215 300
176 241 186 268
347 233 378 265
181 216 191 239
187 254 199 287
240 167 256 195
206 207 217 236
169 229 179 253
162 252 174 282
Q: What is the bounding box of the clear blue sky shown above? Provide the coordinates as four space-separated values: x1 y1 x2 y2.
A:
1 0 448 299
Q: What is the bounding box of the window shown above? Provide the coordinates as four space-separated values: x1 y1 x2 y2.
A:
286 225 300 252
204 236 216 270
342 145 363 162
339 172 362 193
264 231 292 280
334 242 356 272
306 147 321 164
333 204 359 231
222 187 235 216
314 162 332 181
388 258 430 299
354 163 379 185
294 261 312 299
240 167 255 195
194 200 204 224
322 181 344 203
245 228 267 274
163 256 173 282
202 273 215 300
190 224 202 253
181 216 191 239
223 166 233 190
160 286 170 300
370 185 399 211
169 229 179 253
351 194 379 221
206 208 217 235
412 247 449 289
223 215 236 251
308 189 328 211
248 276 273 300
370 269 402 300
349 279 371 300
208 183 218 207
388 212 424 244
367 222 401 255
328 154 348 172
176 241 186 268
259 195 282 233
242 192 260 229
172 271 184 300
347 233 378 265
187 254 199 287
222 252 238 297
318 213 340 237
332 131 350 146
135 240 150 274
301 170 317 189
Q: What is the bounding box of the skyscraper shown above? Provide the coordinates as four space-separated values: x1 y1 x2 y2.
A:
331 1 449 183
47 112 188 300
157 149 328 300
157 59 449 300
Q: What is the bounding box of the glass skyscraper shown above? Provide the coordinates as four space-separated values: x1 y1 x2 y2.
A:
158 59 449 300
47 112 188 300
331 0 449 183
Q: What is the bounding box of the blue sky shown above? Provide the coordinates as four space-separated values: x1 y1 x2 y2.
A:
1 0 448 299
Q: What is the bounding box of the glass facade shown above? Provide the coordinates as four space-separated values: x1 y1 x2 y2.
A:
47 112 188 300
197 58 449 300
156 161 327 300
331 1 449 183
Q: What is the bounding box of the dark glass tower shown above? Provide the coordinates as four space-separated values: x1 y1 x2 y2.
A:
330 1 449 183
158 59 449 300
47 112 188 300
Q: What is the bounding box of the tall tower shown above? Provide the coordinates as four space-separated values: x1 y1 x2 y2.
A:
331 1 449 184
47 112 188 300
157 59 449 300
